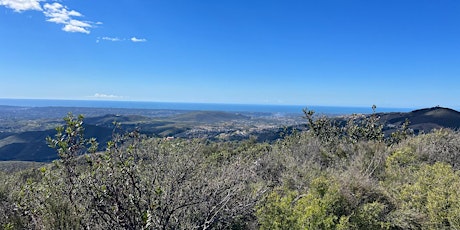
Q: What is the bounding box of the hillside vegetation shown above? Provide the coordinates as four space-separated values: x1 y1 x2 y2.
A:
2 109 460 229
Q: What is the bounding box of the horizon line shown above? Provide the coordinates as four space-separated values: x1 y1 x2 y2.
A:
1 97 308 107
0 97 431 110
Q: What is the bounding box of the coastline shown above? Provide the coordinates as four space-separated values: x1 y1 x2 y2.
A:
0 98 413 115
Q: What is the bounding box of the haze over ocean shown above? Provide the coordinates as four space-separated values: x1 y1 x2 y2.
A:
0 98 412 115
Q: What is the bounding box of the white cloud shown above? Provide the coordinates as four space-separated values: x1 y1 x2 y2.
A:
0 0 42 12
131 37 147 42
1 0 98 34
91 93 123 99
43 3 92 34
63 24 90 34
97 36 148 43
102 36 122 42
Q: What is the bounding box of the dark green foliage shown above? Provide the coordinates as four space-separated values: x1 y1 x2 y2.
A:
303 106 387 145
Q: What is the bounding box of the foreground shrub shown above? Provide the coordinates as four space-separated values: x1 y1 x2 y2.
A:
257 174 391 230
11 114 268 229
385 158 460 229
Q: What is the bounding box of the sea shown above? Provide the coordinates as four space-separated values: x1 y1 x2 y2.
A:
0 98 413 115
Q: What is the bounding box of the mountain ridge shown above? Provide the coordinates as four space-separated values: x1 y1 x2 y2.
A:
378 106 460 133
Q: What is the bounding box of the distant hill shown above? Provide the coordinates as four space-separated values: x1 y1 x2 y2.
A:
378 106 460 133
84 114 151 126
0 129 55 161
0 161 46 172
0 111 253 162
171 111 251 123
0 124 113 162
3 107 458 163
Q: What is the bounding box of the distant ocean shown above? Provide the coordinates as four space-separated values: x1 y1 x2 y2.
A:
0 98 412 115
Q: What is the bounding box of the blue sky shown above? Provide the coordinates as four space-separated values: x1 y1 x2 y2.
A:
1 0 459 108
